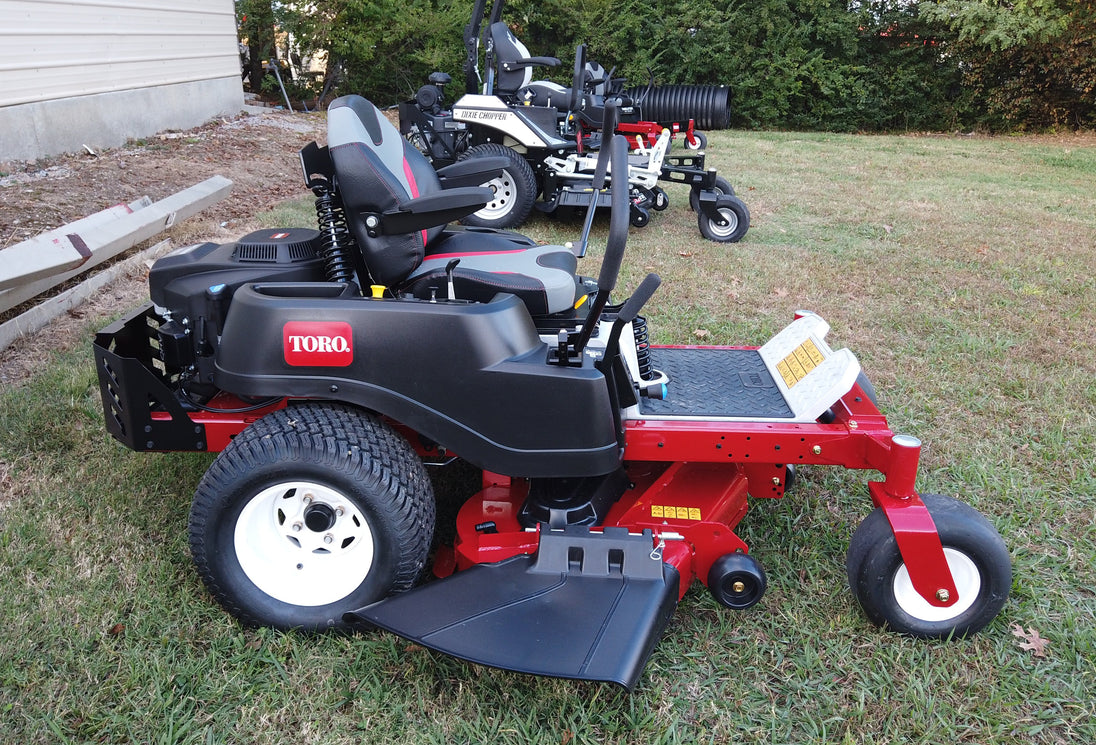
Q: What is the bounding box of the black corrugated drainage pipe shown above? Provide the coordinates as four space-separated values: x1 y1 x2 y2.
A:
624 85 732 130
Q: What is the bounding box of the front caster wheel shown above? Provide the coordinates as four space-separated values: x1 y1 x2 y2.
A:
188 403 435 631
846 494 1010 638
708 552 767 609
697 194 750 243
685 131 707 150
651 186 669 211
689 175 734 212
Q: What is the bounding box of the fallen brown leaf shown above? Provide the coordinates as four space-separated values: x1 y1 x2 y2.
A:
1011 623 1050 658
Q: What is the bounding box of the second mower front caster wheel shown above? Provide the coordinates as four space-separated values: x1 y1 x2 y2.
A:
689 175 734 212
651 186 669 211
697 194 750 243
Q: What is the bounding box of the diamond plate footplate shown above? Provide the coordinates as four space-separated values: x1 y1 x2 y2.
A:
638 348 793 418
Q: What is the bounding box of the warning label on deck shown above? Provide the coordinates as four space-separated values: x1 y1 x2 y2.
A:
651 505 702 521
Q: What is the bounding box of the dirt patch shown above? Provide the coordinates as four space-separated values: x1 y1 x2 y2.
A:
1 110 325 246
0 110 326 385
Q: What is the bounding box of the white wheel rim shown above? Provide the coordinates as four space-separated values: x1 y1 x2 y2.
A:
475 172 517 220
707 207 739 238
234 481 374 607
893 548 981 622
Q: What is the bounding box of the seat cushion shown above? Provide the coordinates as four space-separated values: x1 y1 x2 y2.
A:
403 232 578 315
519 81 570 110
424 227 537 255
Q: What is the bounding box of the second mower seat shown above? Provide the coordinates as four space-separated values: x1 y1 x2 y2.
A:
490 22 561 95
326 95 579 315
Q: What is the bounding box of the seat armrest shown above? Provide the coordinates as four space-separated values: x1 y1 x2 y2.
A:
501 56 561 71
436 158 508 189
371 187 492 235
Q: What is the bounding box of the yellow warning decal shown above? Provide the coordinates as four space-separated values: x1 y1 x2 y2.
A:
650 505 702 521
777 338 825 388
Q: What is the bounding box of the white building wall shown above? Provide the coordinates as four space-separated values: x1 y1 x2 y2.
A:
0 0 245 161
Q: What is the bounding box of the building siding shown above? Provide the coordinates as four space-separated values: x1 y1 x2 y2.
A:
0 0 244 161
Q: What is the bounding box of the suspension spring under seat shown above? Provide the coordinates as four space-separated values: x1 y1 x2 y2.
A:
313 185 358 285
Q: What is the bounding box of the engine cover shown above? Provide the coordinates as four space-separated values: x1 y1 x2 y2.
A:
150 228 325 320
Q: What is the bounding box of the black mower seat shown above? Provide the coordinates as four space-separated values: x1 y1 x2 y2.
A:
326 95 578 314
490 21 561 95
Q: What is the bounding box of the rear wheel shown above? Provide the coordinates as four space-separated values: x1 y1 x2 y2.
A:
846 494 1010 638
189 403 435 631
458 143 538 229
697 194 750 243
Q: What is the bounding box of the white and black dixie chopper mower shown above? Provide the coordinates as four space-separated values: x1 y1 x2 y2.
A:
398 0 748 241
94 94 1010 691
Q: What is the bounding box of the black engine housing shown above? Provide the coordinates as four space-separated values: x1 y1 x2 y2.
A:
148 228 325 377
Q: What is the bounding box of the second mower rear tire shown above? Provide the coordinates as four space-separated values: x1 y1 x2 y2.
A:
458 143 538 229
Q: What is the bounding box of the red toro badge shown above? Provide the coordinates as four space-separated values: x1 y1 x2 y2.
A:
283 321 354 366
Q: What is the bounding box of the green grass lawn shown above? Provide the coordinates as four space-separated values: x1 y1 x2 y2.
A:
2 130 1094 744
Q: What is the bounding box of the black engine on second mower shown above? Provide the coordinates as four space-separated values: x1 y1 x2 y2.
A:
148 228 325 386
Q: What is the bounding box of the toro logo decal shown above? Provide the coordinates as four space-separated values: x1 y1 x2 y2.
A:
283 321 353 367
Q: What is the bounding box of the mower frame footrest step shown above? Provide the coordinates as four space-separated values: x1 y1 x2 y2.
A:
757 313 862 421
345 526 680 690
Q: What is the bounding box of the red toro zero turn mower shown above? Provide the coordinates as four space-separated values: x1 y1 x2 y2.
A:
94 95 1010 690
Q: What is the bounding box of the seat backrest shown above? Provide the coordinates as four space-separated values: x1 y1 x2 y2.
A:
584 60 609 97
490 21 534 93
327 95 446 286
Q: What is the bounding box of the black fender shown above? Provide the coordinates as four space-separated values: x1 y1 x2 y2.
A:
214 283 622 478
